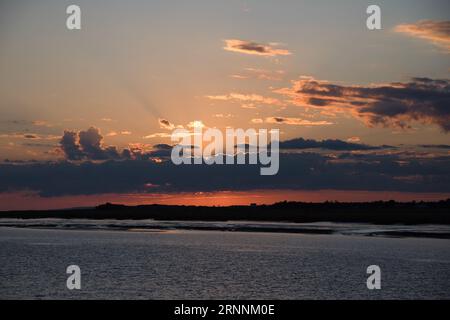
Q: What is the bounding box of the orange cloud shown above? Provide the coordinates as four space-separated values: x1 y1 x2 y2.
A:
206 92 285 107
106 131 132 137
0 133 60 140
232 68 285 81
347 137 361 143
263 117 333 126
394 20 450 52
213 113 234 118
143 133 172 139
224 39 292 57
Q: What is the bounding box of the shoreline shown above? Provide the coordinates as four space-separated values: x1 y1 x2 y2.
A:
1 221 450 240
1 200 450 225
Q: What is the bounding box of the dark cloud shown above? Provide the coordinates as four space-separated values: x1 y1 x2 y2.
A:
60 131 84 160
264 117 333 126
1 150 449 197
121 148 133 160
59 127 175 161
279 137 393 151
59 129 392 160
0 130 435 196
277 77 450 132
420 144 450 149
358 78 450 131
144 144 173 158
235 42 268 54
78 127 123 160
153 144 173 150
60 127 124 161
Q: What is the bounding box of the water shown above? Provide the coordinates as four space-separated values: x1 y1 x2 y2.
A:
1 218 450 238
0 226 449 299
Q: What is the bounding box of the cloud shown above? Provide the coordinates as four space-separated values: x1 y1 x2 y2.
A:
143 133 172 139
59 127 177 162
106 131 132 137
232 68 285 81
264 117 333 126
32 120 52 127
159 119 175 130
1 148 449 197
246 68 285 81
347 137 361 143
22 143 58 148
1 120 52 128
187 120 206 129
213 113 234 118
60 131 84 160
206 93 285 108
230 74 249 80
395 20 450 52
78 127 118 160
145 144 173 158
0 133 60 140
279 137 393 151
275 76 450 132
15 130 440 198
60 127 127 161
224 39 292 57
420 144 450 149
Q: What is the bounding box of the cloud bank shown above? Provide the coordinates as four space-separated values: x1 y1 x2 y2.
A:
276 77 450 132
1 150 449 197
0 129 446 196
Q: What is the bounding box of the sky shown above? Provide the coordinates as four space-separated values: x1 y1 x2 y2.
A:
0 0 449 209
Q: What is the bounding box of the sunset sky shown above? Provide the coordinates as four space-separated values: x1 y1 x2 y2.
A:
0 0 449 210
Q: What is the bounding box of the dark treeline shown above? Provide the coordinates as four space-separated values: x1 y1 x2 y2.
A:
1 200 450 225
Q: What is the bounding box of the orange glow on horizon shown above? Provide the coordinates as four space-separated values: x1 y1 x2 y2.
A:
1 190 449 211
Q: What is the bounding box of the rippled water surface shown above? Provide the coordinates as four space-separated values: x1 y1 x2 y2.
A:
0 226 449 299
